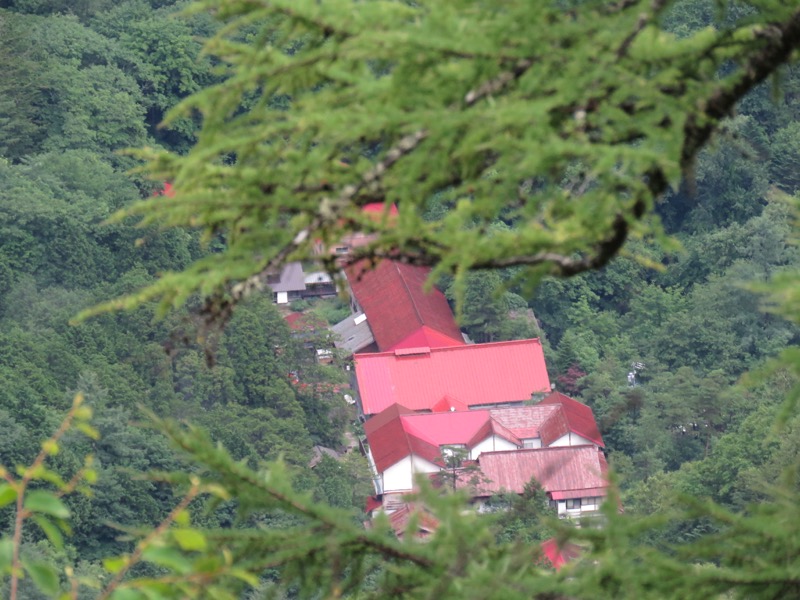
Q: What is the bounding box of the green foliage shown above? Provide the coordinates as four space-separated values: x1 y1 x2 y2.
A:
0 394 97 600
90 0 800 320
3 0 800 598
490 480 557 545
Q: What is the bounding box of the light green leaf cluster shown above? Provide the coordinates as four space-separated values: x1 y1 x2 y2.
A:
0 393 98 599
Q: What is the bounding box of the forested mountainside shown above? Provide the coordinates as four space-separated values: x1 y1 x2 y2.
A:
1 0 800 597
0 2 370 584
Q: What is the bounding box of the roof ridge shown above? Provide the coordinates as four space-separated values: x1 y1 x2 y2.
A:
358 337 544 358
394 262 425 328
479 444 597 457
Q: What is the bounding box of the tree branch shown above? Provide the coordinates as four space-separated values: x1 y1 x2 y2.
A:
681 8 800 172
464 58 534 106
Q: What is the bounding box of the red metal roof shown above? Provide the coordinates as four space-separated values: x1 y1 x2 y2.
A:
365 495 383 514
389 326 465 352
153 182 175 198
431 394 468 413
365 408 443 473
362 202 400 216
402 411 492 446
472 446 608 498
539 392 604 447
366 409 489 472
387 505 439 539
538 408 571 447
364 403 416 436
489 404 561 440
366 406 530 472
345 260 464 352
355 339 551 415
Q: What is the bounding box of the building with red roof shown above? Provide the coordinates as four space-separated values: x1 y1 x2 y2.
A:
540 538 583 570
284 312 326 333
539 391 604 447
469 446 608 518
344 259 464 353
355 339 551 416
363 394 605 513
315 203 400 258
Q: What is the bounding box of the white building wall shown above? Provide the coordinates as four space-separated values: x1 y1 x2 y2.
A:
555 496 605 518
410 455 440 476
469 435 518 460
382 456 413 493
549 432 595 447
382 455 440 493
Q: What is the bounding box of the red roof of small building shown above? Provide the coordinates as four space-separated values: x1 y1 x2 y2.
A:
540 538 582 570
154 182 175 198
539 392 604 447
472 446 608 499
362 202 400 216
284 312 326 332
387 505 439 539
345 260 464 352
355 339 551 415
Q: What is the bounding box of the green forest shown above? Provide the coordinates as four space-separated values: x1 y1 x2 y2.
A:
1 0 800 598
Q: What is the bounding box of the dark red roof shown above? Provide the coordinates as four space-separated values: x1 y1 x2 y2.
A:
364 403 416 436
387 505 438 539
472 446 608 498
355 339 551 415
365 408 442 473
345 260 464 352
284 312 326 332
489 405 562 440
538 408 571 447
365 495 383 514
539 392 604 447
540 538 582 570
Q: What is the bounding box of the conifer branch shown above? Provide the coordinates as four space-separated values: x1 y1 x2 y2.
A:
464 58 534 106
219 129 430 320
616 0 670 58
96 482 201 600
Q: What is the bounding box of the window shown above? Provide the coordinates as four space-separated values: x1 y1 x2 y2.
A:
566 498 582 510
441 445 467 467
522 438 539 449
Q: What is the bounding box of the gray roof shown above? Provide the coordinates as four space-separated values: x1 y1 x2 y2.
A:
332 312 375 354
268 262 307 293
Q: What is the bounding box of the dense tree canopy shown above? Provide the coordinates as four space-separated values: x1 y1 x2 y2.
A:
2 0 800 598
